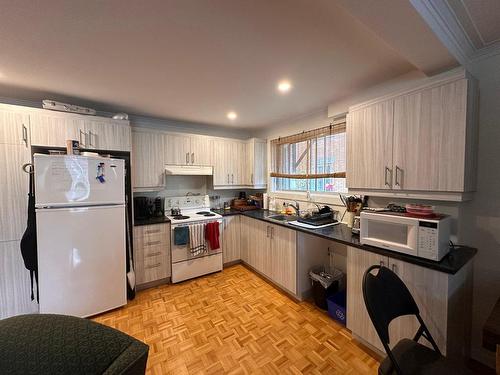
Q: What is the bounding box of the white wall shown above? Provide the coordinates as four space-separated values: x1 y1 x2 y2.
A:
459 53 500 367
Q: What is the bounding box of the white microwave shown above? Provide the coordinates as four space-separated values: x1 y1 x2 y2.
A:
360 211 451 261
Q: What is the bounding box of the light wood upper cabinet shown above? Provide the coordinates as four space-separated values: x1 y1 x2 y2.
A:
393 79 469 191
84 118 131 151
246 138 267 188
222 215 241 264
346 72 478 200
0 108 30 146
164 133 191 165
211 138 247 188
30 112 83 147
347 100 394 190
132 129 165 189
190 136 212 166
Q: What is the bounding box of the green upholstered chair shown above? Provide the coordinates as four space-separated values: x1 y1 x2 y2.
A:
0 314 149 375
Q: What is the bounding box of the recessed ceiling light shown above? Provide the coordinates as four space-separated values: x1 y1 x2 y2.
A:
227 111 237 120
277 80 292 93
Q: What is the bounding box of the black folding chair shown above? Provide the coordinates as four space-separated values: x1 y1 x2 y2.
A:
362 265 472 375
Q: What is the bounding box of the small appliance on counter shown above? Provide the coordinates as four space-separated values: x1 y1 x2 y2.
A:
134 196 164 220
360 211 451 261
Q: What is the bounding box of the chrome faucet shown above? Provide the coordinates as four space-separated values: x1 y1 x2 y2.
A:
287 201 300 215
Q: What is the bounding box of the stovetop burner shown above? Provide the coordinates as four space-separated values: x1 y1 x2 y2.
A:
196 211 210 215
204 213 216 217
171 215 190 220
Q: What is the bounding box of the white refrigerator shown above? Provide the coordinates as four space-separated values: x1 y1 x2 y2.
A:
34 154 127 317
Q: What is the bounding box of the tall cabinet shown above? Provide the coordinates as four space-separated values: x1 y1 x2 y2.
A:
0 106 38 319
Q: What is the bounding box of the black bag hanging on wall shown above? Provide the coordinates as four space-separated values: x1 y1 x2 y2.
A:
20 168 38 302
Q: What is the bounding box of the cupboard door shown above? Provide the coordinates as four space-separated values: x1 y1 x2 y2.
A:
346 246 388 352
0 109 29 146
164 133 191 165
393 79 468 191
247 218 268 272
240 216 250 263
190 136 212 166
347 100 394 190
131 130 165 189
223 215 241 264
253 139 267 187
212 138 231 186
85 119 131 151
30 113 83 147
0 240 39 319
0 144 30 242
270 224 296 293
387 258 448 353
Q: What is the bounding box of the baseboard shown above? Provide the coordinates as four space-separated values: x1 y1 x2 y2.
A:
223 260 242 268
136 277 170 291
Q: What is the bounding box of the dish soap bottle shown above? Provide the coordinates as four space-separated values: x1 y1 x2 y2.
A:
281 202 286 214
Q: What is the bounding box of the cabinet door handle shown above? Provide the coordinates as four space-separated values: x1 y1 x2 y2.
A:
145 229 161 234
384 167 391 186
391 264 397 273
251 173 253 184
22 125 28 147
145 251 162 257
270 226 274 239
227 174 229 184
145 240 161 246
145 263 161 269
395 166 401 186
88 131 94 147
266 225 270 238
231 174 234 184
186 152 189 164
79 129 85 146
191 152 194 164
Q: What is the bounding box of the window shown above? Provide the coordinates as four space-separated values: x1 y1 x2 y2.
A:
270 120 347 193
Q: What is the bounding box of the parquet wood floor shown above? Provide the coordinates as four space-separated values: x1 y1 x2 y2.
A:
93 264 380 374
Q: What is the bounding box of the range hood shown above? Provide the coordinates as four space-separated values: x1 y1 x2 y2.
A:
164 164 213 176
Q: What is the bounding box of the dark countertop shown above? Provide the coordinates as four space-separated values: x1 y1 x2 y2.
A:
133 216 171 227
240 209 477 275
211 208 246 216
483 296 500 351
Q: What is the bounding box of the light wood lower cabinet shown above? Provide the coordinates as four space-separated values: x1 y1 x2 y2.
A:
133 223 171 286
347 246 472 358
0 240 39 319
222 215 241 264
242 217 297 295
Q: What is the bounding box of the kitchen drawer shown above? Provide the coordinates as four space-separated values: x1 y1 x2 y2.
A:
134 223 169 238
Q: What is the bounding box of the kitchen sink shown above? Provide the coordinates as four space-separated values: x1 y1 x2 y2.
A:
267 214 298 222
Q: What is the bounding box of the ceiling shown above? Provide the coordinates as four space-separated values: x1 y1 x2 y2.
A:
0 0 455 128
450 0 500 48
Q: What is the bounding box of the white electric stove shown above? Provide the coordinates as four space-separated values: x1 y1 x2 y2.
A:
165 195 223 283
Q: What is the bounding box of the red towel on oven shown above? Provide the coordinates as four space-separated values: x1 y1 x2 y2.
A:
205 222 220 250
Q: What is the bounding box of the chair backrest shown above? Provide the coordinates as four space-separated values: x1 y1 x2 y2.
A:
362 265 420 345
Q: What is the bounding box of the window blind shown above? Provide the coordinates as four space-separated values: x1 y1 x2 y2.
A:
270 120 346 181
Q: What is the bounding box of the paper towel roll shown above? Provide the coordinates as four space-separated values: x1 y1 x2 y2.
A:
263 193 269 210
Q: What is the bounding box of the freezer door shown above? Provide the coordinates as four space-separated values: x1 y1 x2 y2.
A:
34 154 125 207
36 205 126 317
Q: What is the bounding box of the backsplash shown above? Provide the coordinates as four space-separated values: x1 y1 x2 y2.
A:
134 175 265 209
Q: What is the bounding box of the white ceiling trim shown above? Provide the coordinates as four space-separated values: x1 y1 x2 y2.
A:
410 0 500 65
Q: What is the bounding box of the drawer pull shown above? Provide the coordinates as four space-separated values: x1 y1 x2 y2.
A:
145 240 161 246
145 229 161 234
145 263 161 269
145 251 162 257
